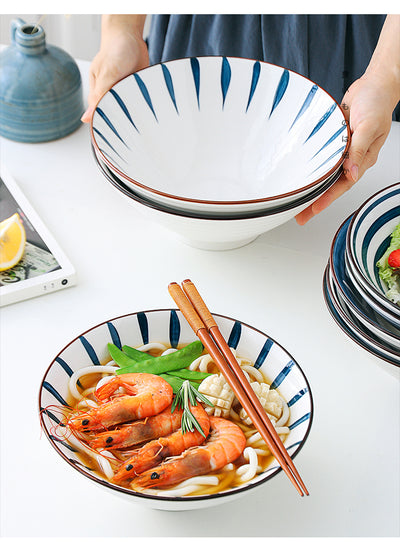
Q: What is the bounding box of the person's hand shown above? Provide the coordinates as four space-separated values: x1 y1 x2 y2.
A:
295 74 395 225
81 16 149 123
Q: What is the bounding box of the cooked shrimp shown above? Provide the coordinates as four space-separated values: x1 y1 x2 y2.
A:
113 404 210 483
68 373 173 432
132 416 246 489
89 404 185 450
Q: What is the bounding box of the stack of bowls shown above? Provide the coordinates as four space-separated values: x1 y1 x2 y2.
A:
91 56 349 250
323 183 400 371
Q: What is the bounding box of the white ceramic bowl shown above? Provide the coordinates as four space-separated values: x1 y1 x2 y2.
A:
95 150 341 250
39 308 313 511
346 183 400 316
91 56 349 215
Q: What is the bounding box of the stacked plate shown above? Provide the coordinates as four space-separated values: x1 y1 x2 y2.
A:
323 183 400 370
91 56 349 250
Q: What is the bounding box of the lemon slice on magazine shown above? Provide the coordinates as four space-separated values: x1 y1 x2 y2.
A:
0 212 26 271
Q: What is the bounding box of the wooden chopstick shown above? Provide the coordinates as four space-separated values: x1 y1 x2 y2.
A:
168 280 309 497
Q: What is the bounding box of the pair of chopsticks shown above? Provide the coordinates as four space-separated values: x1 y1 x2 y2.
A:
168 279 309 497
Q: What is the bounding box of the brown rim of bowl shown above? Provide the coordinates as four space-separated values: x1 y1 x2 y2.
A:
90 55 351 207
38 308 314 504
93 144 342 221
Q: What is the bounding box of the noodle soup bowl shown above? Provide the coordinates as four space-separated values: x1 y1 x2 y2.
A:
39 308 313 510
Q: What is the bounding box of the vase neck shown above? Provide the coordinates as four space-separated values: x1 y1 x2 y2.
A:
12 18 46 55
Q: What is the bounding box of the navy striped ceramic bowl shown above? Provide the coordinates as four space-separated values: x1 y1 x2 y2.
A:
323 266 400 377
346 183 400 316
330 216 400 332
91 56 348 216
39 309 313 511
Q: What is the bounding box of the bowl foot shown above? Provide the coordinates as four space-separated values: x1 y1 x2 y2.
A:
179 235 259 251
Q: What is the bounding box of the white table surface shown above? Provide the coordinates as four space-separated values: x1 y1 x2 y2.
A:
1 57 399 539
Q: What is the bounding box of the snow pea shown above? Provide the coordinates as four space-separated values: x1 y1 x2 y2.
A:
111 340 204 375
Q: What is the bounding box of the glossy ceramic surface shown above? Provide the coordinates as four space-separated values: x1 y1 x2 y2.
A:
91 56 349 215
39 309 313 511
0 18 83 142
346 183 400 316
330 216 400 330
95 148 341 250
323 265 400 369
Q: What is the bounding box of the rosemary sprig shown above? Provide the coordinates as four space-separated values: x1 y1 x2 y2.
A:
171 380 213 438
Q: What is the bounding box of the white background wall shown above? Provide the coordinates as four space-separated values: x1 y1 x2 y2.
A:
0 14 151 61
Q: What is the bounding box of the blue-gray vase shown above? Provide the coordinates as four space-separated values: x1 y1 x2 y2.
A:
0 18 84 142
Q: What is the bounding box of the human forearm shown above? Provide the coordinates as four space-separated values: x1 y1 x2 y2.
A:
364 14 400 109
101 14 147 41
81 14 149 122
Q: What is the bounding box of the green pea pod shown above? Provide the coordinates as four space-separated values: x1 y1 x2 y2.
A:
122 345 155 362
115 340 204 375
107 343 139 368
166 368 211 380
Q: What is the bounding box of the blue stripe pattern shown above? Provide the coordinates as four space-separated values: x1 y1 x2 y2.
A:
79 335 100 365
310 145 346 174
55 356 73 377
254 338 274 369
221 57 231 108
246 61 261 112
289 412 311 430
290 84 318 130
107 321 121 348
50 435 79 453
270 359 295 389
287 388 308 407
361 206 400 281
312 124 347 158
95 107 128 147
41 408 65 426
134 73 158 121
227 321 242 349
269 69 289 117
190 57 200 108
169 310 181 348
92 127 125 159
110 88 138 131
305 103 336 142
137 312 149 344
43 381 69 406
351 188 400 254
162 64 179 113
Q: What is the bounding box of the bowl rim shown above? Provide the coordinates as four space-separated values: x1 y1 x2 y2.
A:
38 307 314 504
326 261 400 362
346 182 400 316
94 144 342 221
90 55 350 207
329 214 400 330
323 265 400 367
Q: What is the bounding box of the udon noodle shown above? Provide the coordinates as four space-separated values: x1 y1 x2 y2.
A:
58 342 291 497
